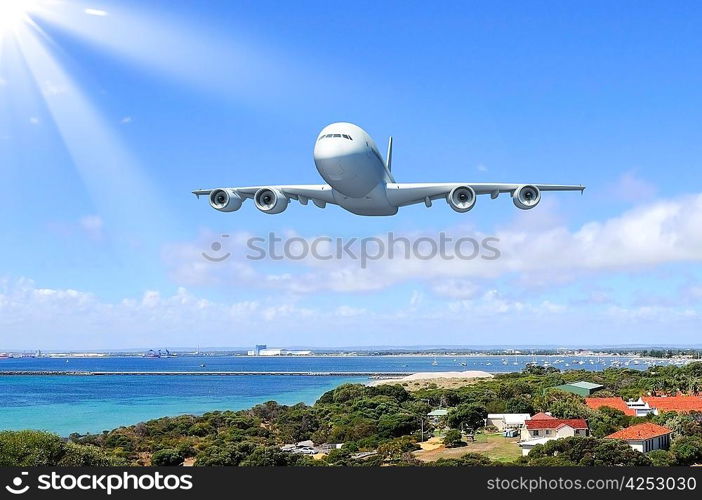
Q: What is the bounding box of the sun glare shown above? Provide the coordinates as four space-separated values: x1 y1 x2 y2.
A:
0 0 38 35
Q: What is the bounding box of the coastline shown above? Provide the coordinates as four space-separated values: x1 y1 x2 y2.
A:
0 354 692 436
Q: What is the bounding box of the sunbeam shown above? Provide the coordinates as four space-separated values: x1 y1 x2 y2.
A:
0 0 173 244
0 0 39 36
29 0 288 102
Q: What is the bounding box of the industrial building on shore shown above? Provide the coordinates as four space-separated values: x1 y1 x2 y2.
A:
247 345 313 356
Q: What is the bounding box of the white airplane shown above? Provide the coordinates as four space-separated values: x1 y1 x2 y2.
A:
193 122 584 216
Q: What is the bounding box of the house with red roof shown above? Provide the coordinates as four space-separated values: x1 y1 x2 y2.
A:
642 396 702 413
584 395 702 416
585 397 636 416
605 423 672 453
519 415 589 455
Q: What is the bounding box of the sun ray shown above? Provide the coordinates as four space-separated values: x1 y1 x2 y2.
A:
30 0 289 102
1 0 174 242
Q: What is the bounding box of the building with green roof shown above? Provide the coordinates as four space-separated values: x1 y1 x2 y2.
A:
553 381 604 397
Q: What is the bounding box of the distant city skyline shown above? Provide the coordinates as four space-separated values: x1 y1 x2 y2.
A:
3 344 702 353
1 1 701 349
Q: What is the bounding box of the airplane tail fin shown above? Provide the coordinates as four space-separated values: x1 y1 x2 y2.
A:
386 136 393 171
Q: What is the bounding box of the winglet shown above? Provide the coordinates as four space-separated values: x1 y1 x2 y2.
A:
386 136 393 171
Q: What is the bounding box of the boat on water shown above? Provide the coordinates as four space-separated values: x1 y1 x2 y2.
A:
144 348 177 359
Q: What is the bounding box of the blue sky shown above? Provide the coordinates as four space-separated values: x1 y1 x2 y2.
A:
1 0 701 349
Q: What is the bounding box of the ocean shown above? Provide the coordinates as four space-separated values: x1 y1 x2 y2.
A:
0 355 663 436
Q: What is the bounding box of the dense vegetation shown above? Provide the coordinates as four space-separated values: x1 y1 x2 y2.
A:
2 362 702 466
0 430 124 466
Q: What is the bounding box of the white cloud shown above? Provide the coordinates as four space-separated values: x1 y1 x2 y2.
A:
0 277 698 349
84 8 108 17
476 164 488 172
431 279 478 299
165 192 702 296
120 116 133 124
79 215 104 240
334 305 367 317
29 117 40 125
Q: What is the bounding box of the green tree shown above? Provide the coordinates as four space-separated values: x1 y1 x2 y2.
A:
239 446 306 466
377 413 418 438
0 431 65 466
589 407 629 438
648 450 676 466
443 429 465 448
670 435 702 466
377 436 419 460
653 412 702 437
195 442 257 466
151 448 185 466
535 390 589 419
447 403 487 431
504 396 535 414
430 453 493 466
527 436 650 466
58 442 125 466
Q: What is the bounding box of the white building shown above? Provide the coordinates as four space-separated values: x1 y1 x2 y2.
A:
259 348 285 356
519 415 589 456
605 423 672 453
486 413 531 431
626 398 657 417
248 348 314 356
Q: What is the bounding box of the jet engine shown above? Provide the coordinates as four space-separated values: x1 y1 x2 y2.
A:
209 189 243 212
512 185 541 210
254 188 289 214
447 186 476 213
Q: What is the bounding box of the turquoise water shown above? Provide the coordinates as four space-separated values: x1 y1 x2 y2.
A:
0 355 654 436
0 374 364 436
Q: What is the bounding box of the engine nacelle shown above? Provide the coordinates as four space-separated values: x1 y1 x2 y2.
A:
447 186 477 213
209 188 243 212
254 188 289 214
512 185 541 210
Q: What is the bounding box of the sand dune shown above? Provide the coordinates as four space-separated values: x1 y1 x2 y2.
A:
370 370 493 386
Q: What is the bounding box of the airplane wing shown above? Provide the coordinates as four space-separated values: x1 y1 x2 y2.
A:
193 184 337 210
386 182 585 210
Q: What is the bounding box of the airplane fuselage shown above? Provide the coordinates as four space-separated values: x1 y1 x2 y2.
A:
313 123 398 215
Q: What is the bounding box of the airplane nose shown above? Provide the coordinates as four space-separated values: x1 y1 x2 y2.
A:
313 139 336 161
313 132 383 198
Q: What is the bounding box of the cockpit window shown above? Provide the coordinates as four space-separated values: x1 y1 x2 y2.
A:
318 133 353 141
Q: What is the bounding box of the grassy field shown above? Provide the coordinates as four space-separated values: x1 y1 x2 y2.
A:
413 433 521 463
